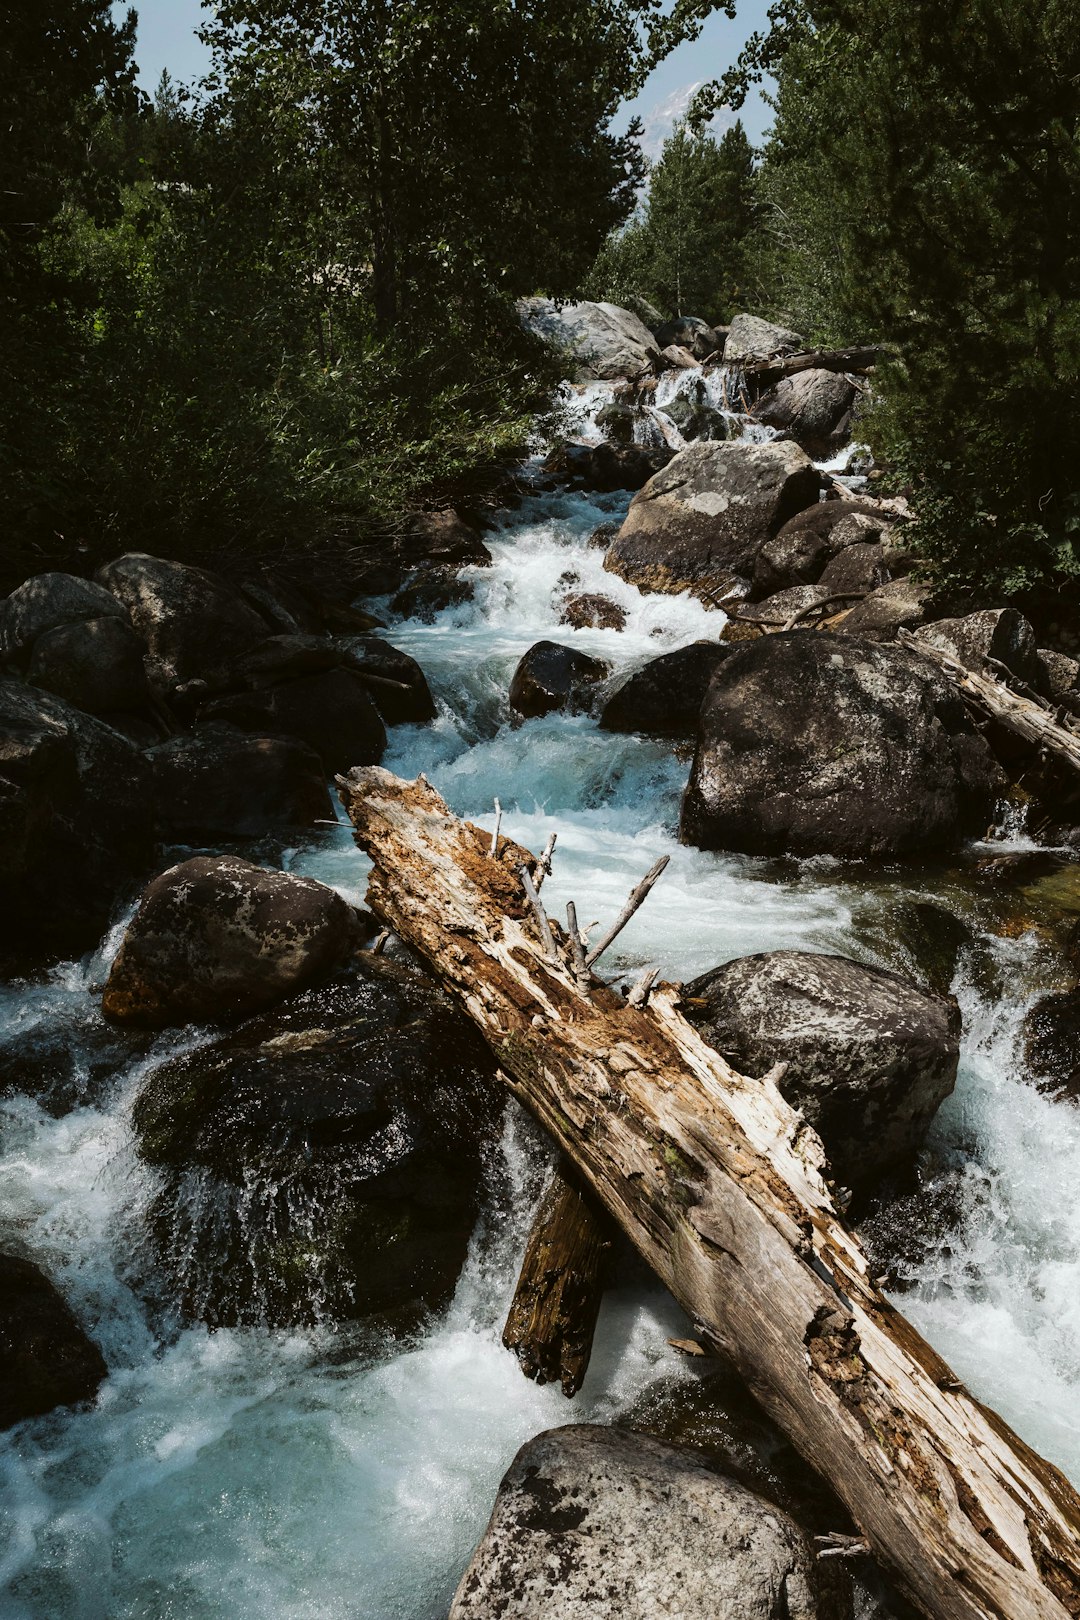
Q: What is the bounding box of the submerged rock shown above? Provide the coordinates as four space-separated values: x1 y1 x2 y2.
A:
131 956 499 1327
95 553 270 693
390 570 475 623
681 632 1004 858
559 592 627 632
519 298 661 381
509 641 610 721
686 951 960 1189
103 855 357 1027
0 571 130 663
450 1425 822 1620
0 1253 107 1429
604 439 821 602
148 729 332 841
199 666 386 774
0 682 153 956
600 642 730 736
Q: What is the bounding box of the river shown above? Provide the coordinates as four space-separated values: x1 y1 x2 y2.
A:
2 376 1079 1617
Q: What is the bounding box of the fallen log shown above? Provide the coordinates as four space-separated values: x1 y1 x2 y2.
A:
502 1158 613 1397
900 630 1080 778
338 766 1080 1620
745 345 883 386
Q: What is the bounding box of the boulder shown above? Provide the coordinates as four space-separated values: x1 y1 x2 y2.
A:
653 316 722 360
519 297 661 381
28 615 152 716
723 313 803 366
751 507 899 601
738 584 830 628
660 387 729 444
390 570 475 622
509 641 610 722
222 633 434 726
408 509 492 570
603 440 821 602
836 578 937 642
102 855 357 1027
659 344 698 370
681 632 1004 857
912 608 1040 687
1038 648 1080 708
816 541 889 597
545 440 671 493
752 369 857 452
149 730 333 841
0 1254 108 1429
342 636 436 726
594 401 638 445
686 951 960 1189
131 955 499 1326
0 683 153 956
559 593 627 632
600 642 730 736
95 553 270 693
199 666 386 774
0 571 129 664
449 1425 821 1620
1023 989 1080 1099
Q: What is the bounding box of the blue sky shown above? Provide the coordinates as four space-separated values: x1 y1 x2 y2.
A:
113 0 774 145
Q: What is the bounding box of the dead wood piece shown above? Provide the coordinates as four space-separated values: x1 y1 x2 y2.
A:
745 346 882 386
338 766 1080 1620
502 1160 613 1397
901 631 1080 779
585 855 670 968
518 864 557 959
565 902 591 990
490 798 503 858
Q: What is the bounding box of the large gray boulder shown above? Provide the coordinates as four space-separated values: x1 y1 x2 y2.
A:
681 632 1004 858
95 553 270 693
0 1254 108 1429
131 955 499 1327
752 368 857 453
604 440 821 602
102 855 357 1027
837 578 937 642
724 312 803 366
912 607 1040 687
450 1425 821 1620
0 572 130 663
28 616 152 716
148 730 333 841
686 951 960 1189
519 298 662 381
0 683 153 956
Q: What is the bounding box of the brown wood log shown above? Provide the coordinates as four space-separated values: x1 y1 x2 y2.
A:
744 345 883 385
337 766 1080 1620
901 631 1080 778
502 1159 612 1397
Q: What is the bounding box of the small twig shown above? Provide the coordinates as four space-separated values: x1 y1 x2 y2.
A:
490 798 502 858
815 1533 870 1563
627 965 660 1007
565 902 591 990
586 856 670 969
534 831 557 889
519 864 557 960
780 589 869 632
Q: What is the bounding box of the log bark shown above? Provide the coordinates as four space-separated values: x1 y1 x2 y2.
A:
744 345 882 385
901 631 1080 778
503 1159 613 1397
338 766 1080 1620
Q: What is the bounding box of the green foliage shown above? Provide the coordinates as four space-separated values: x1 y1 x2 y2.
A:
709 0 1080 597
585 119 758 324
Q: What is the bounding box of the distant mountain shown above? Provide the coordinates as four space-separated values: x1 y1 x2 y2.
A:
636 81 734 162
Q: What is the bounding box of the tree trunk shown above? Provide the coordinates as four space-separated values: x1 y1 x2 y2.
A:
503 1158 613 1397
338 766 1080 1620
743 346 882 385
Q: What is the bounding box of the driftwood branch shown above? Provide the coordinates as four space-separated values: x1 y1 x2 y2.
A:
585 856 670 969
565 902 591 991
518 864 557 960
901 632 1080 777
745 346 882 387
338 768 1080 1620
502 1159 613 1397
490 798 502 858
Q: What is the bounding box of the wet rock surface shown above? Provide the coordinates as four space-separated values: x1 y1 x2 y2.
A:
686 950 961 1189
0 682 153 956
450 1424 823 1620
1023 988 1080 1098
131 955 500 1327
559 592 627 631
0 1253 108 1429
604 439 821 601
600 642 730 736
509 640 610 721
103 855 357 1028
682 632 1003 857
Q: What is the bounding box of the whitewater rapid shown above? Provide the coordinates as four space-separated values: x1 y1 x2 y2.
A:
2 414 1078 1617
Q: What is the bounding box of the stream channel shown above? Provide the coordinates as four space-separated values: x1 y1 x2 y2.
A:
2 371 1080 1618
